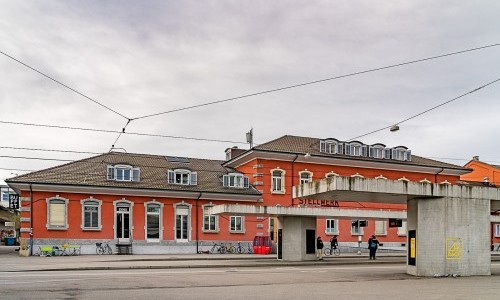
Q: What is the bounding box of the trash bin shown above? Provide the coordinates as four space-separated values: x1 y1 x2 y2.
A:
5 237 16 246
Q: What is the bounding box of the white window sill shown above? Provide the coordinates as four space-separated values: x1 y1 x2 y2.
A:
397 233 407 236
202 229 220 234
47 227 68 231
325 231 339 235
81 227 102 231
271 191 285 195
146 239 160 243
375 233 387 236
229 230 245 234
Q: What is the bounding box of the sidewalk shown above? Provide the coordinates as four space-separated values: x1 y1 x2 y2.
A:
0 252 407 273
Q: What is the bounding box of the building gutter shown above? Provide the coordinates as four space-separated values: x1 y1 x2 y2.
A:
29 183 33 256
291 154 299 206
196 192 202 254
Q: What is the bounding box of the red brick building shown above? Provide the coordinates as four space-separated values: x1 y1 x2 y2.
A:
7 135 473 254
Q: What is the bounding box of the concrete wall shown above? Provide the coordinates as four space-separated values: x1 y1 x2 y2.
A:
408 197 490 276
279 216 316 261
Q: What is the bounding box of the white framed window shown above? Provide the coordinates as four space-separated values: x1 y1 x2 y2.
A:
81 198 102 230
202 204 219 232
351 220 365 235
46 196 69 230
397 221 408 236
325 171 339 178
494 224 500 237
107 165 140 182
325 219 339 235
230 216 245 233
370 145 385 158
375 220 387 236
223 173 249 188
299 170 312 184
145 202 163 242
320 139 340 154
271 169 285 193
168 169 198 185
392 147 411 161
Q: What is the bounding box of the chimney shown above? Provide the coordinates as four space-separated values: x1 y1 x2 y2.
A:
225 146 246 161
473 156 479 161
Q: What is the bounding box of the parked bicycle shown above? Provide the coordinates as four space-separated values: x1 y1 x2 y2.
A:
234 242 246 254
96 242 113 255
323 246 340 256
210 242 226 254
247 242 254 254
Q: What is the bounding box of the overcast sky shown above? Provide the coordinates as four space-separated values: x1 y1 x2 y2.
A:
1 1 499 185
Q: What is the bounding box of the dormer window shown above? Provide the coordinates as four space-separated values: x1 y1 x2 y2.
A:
168 169 198 185
223 173 249 188
392 147 411 161
345 142 367 157
320 139 341 154
107 165 140 182
369 144 386 159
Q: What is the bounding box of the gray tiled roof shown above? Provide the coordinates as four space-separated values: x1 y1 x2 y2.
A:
6 152 261 195
253 135 469 170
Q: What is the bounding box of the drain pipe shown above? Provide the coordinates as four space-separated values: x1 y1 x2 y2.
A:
29 184 33 256
196 192 202 254
291 154 299 206
434 167 444 183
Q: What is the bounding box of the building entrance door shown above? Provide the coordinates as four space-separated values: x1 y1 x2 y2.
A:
176 205 189 241
116 204 131 242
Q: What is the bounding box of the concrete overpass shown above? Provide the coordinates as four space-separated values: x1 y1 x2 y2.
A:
213 176 500 277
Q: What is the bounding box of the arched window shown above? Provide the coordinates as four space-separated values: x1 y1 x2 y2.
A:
107 164 140 182
299 171 312 184
320 139 340 154
81 198 102 230
46 196 69 230
325 171 339 178
223 173 249 188
369 144 386 159
202 203 218 232
271 169 285 193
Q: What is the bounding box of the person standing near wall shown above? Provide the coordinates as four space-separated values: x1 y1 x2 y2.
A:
316 236 324 260
368 235 379 260
330 235 338 250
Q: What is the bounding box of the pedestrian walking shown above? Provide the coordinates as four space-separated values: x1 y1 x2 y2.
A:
330 235 338 250
316 236 324 260
368 235 379 260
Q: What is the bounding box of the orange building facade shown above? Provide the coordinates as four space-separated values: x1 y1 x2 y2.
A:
7 135 479 254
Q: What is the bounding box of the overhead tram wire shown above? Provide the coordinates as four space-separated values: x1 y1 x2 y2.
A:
131 43 500 121
0 120 247 144
346 77 500 141
0 50 130 121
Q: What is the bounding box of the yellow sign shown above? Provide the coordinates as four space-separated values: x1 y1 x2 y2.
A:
446 238 462 260
410 238 416 258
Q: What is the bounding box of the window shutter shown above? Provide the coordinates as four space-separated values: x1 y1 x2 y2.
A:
49 201 65 227
243 176 249 188
132 168 140 182
167 170 175 184
392 148 397 160
337 143 344 154
384 148 391 159
361 145 368 157
406 150 412 161
344 144 351 155
190 172 198 185
369 147 374 158
223 175 229 187
107 165 114 180
320 140 326 153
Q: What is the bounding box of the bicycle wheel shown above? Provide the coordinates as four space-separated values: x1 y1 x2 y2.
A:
34 247 41 256
333 248 340 256
219 246 226 254
227 246 235 254
106 245 113 255
237 246 245 254
210 246 217 254
96 247 104 255
323 248 331 256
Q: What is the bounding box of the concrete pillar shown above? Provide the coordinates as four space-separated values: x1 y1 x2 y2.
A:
278 216 317 261
407 196 490 276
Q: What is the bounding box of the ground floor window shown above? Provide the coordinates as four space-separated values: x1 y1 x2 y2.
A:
325 219 339 234
375 220 387 235
81 199 101 230
495 224 500 237
46 197 68 230
351 220 365 235
202 205 218 232
230 216 244 233
397 221 407 236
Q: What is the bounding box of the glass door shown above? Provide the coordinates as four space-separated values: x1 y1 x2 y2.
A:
175 206 189 241
116 204 131 242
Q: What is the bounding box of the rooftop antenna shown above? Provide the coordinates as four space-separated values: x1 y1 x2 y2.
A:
246 128 253 148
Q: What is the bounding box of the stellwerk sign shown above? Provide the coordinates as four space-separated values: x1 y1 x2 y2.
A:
294 199 340 207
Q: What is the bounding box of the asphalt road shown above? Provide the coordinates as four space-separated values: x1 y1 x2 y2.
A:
2 262 500 300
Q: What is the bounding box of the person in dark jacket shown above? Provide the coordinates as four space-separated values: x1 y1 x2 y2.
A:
330 235 339 250
316 236 324 260
368 235 379 260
